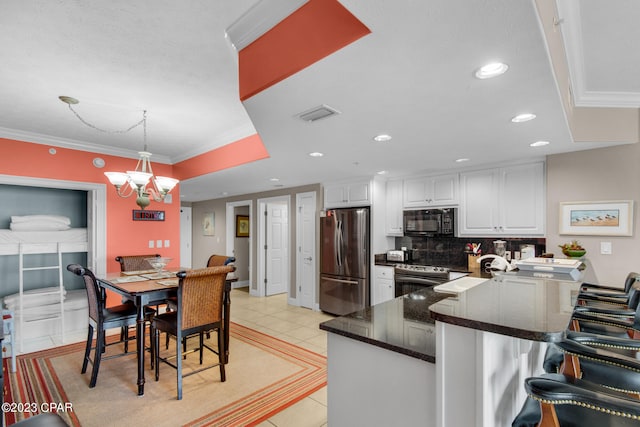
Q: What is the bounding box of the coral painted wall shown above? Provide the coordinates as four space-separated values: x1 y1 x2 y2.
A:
238 0 371 100
0 137 181 273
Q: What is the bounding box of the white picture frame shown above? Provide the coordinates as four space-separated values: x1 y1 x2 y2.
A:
559 200 633 236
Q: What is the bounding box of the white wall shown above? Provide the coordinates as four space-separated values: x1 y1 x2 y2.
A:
547 143 640 285
188 183 322 298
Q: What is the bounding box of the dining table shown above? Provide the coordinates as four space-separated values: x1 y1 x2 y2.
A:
98 268 235 396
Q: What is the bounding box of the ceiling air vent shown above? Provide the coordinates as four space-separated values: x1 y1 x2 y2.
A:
297 104 341 122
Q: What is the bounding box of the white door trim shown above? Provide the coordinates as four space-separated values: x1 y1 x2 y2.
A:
295 191 316 309
0 174 106 276
179 206 192 269
257 195 291 298
226 200 253 294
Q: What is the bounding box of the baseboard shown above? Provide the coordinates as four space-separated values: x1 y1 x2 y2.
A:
232 280 249 289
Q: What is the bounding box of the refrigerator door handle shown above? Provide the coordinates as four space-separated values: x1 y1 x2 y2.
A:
336 219 343 267
323 277 359 285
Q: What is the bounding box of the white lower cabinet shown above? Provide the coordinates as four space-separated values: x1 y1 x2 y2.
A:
458 162 545 236
373 265 395 305
436 321 548 427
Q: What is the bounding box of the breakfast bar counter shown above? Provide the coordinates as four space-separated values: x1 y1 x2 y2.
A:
320 271 583 427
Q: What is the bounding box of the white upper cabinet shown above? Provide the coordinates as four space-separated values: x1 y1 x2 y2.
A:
385 179 403 236
458 162 545 236
324 180 371 208
403 173 459 208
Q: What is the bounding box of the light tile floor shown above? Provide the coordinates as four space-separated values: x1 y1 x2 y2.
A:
229 287 335 427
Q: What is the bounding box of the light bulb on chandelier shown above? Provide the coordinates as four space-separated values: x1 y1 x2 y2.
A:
59 96 179 209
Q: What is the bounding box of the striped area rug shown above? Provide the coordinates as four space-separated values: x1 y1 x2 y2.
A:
3 323 327 426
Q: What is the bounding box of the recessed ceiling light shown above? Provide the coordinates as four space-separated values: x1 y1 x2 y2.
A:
511 113 537 123
269 177 280 182
309 152 324 157
455 158 470 163
530 140 550 147
377 170 388 175
474 62 509 79
373 134 392 142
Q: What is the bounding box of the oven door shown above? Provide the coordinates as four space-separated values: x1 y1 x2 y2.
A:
395 274 446 297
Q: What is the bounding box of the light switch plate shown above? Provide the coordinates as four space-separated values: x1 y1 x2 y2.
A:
148 240 154 248
601 241 612 255
164 240 170 248
156 239 163 248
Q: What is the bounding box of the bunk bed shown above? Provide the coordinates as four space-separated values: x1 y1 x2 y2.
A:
0 216 89 353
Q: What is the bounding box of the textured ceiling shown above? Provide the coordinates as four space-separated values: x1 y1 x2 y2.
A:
0 0 636 202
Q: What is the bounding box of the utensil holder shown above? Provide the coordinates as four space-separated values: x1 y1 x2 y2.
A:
467 254 481 274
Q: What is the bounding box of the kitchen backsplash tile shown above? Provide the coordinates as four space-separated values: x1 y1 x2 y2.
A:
394 236 546 270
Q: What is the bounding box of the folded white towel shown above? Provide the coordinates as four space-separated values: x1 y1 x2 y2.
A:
10 215 71 225
10 221 71 231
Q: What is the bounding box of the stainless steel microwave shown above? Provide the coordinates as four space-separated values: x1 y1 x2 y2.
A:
403 208 456 237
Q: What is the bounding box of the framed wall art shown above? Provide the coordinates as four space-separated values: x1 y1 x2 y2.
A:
202 212 215 236
559 200 633 236
236 215 249 237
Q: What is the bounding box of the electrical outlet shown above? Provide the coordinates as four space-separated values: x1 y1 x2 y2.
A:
601 242 612 255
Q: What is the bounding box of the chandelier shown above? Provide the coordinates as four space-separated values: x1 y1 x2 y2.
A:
59 96 179 209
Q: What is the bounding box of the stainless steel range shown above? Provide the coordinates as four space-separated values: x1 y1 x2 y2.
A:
394 264 451 297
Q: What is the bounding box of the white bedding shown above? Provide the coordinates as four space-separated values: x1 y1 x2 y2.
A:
0 228 87 244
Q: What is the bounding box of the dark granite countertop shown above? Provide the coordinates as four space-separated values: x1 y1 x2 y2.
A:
430 271 582 342
320 271 583 362
320 289 450 362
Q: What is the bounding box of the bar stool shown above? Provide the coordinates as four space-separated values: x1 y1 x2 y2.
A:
513 373 640 427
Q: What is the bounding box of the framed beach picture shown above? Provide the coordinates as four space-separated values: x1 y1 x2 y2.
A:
236 215 249 238
559 200 633 236
202 212 215 236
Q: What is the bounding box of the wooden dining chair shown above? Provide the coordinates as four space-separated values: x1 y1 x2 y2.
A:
164 254 235 349
67 263 154 388
207 255 235 267
115 254 161 272
115 253 167 366
152 266 234 400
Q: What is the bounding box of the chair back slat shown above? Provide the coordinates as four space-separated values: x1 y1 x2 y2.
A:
67 264 102 323
178 266 233 330
116 254 161 272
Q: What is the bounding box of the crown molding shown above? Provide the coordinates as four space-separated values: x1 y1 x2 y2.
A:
0 127 169 163
225 0 309 52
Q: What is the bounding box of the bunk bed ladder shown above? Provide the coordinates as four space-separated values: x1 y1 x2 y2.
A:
17 243 65 353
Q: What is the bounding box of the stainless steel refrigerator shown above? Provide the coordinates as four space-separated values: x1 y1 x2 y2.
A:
319 207 370 316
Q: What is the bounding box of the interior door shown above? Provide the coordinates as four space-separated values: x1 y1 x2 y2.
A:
297 192 316 309
180 207 192 268
266 202 288 296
